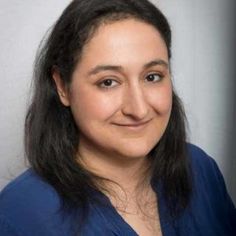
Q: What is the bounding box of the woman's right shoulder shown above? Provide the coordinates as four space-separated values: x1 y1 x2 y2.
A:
0 169 61 208
0 169 64 236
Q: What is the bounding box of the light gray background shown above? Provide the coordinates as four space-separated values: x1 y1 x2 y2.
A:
0 0 235 204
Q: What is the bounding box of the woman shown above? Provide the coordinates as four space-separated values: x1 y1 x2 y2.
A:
0 0 235 235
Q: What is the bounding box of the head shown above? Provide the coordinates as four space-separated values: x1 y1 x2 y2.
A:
31 0 173 159
25 0 190 221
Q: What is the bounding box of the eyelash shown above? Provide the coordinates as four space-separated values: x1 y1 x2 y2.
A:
97 72 164 89
98 78 119 89
145 72 164 83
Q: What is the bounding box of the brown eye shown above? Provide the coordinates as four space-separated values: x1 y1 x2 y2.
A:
103 79 113 86
99 79 119 88
145 73 162 82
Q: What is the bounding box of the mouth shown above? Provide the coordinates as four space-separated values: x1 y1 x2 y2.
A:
112 119 152 129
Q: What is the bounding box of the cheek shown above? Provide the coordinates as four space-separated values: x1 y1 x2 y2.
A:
69 86 120 122
147 84 173 115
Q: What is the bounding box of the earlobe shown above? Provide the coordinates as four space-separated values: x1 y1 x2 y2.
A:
52 69 70 107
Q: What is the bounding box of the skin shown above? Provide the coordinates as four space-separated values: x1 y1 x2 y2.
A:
53 18 172 235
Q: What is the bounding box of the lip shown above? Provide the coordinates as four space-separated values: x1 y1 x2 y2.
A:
112 119 152 128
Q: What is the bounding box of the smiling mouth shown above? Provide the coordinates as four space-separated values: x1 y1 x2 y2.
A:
113 119 152 128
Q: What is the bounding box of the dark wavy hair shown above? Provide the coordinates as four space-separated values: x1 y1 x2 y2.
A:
25 0 192 231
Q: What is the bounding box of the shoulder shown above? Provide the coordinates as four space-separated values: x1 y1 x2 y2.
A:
186 143 220 179
0 169 61 213
186 143 227 193
0 169 66 236
186 143 236 230
187 142 213 165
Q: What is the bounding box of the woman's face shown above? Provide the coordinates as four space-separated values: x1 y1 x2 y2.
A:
55 19 172 160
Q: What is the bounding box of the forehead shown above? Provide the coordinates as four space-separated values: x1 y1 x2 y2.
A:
76 19 169 71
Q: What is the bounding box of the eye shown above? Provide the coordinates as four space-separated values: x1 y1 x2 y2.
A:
145 73 162 83
98 78 119 88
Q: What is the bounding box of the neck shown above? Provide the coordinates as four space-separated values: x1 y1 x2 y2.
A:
77 138 152 196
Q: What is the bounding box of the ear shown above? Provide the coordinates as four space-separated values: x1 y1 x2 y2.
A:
52 68 70 106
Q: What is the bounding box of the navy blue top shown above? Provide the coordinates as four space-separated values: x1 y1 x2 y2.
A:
0 144 235 235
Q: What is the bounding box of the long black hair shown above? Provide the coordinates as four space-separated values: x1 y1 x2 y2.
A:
25 0 192 230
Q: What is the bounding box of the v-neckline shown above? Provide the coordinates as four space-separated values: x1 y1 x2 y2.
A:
93 181 172 235
93 191 139 235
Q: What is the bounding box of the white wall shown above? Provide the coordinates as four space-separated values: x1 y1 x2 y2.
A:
0 0 70 186
0 0 235 203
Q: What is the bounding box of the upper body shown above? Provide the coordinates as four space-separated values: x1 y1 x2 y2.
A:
2 1 235 236
0 144 235 236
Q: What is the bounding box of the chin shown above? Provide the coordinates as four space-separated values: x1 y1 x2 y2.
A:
113 141 156 160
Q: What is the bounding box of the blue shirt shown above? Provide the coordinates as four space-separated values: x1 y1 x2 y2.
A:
0 144 235 235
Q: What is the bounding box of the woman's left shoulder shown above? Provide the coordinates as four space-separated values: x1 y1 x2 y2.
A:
184 143 236 235
186 143 226 198
186 143 221 178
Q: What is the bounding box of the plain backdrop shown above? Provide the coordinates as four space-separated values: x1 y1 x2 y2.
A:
0 0 235 204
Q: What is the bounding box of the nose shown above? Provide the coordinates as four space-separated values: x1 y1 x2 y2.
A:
121 83 149 120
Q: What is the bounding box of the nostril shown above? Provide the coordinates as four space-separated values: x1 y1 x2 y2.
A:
122 92 148 120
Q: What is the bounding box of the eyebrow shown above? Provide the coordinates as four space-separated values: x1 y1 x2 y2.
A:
87 59 169 76
143 59 169 70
